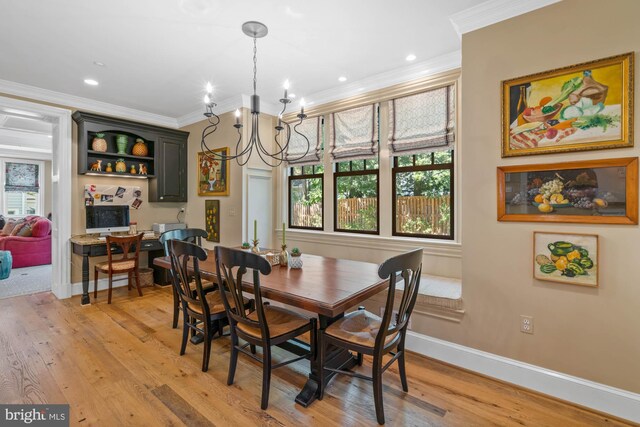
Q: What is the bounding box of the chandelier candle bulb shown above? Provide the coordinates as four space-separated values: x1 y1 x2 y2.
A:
235 109 240 125
204 94 210 105
206 82 213 94
283 80 289 99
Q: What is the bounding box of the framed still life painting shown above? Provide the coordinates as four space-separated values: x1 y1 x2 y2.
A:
497 157 638 225
205 200 220 242
197 148 230 196
533 232 598 287
502 52 634 157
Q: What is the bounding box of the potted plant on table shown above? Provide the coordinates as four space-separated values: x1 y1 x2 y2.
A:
289 247 303 269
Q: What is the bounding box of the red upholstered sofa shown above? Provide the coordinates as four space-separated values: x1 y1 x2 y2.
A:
0 216 52 268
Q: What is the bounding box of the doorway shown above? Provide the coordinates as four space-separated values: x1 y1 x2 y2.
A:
0 96 72 299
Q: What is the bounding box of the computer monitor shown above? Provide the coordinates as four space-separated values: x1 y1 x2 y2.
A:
86 205 130 235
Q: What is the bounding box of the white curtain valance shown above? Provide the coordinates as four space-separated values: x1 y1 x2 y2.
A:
388 85 455 156
329 104 379 162
284 116 323 166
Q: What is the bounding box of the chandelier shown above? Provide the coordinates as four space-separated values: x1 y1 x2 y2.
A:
200 21 310 167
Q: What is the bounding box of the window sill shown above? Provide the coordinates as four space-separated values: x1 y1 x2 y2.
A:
277 228 461 259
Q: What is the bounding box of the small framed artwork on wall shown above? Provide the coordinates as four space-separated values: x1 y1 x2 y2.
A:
533 232 598 287
198 148 230 196
497 157 638 224
502 52 634 157
205 200 220 242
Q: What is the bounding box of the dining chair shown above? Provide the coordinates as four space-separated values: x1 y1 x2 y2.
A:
318 248 423 425
168 239 253 372
214 246 317 410
159 228 214 328
93 233 144 304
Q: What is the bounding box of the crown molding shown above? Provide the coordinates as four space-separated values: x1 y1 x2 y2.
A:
302 50 461 110
177 94 282 128
449 0 561 37
0 78 178 128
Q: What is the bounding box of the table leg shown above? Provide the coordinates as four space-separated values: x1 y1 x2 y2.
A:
295 313 357 407
81 254 90 306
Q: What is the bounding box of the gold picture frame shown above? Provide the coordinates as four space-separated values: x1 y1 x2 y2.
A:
197 148 230 196
497 157 639 225
502 52 634 157
533 232 599 287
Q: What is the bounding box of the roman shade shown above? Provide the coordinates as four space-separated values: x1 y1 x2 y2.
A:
284 116 323 166
5 162 39 192
388 85 456 156
329 104 379 162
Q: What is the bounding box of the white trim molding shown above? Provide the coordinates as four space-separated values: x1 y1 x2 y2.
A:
71 275 129 297
449 0 561 37
406 332 640 423
177 94 282 128
0 78 178 128
279 228 462 259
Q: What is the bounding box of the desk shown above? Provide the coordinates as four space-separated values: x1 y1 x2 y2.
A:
154 251 389 407
71 234 165 306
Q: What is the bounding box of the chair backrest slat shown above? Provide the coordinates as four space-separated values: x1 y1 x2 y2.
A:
159 228 208 256
105 233 143 268
214 246 272 339
376 248 423 348
168 239 209 316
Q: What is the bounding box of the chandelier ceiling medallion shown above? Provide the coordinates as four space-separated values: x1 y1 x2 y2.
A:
201 21 310 167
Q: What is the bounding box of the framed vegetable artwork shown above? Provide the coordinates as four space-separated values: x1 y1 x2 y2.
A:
197 148 230 196
497 157 638 224
533 232 598 287
205 200 220 242
502 52 634 157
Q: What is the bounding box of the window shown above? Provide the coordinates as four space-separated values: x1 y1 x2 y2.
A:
392 150 453 239
1 160 44 218
334 159 379 233
289 164 323 229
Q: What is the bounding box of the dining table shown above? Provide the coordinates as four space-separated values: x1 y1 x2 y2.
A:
153 251 390 407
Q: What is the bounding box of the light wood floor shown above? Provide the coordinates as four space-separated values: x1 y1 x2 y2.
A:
0 286 632 426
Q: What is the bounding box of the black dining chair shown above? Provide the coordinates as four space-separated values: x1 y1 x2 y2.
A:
159 228 214 328
214 246 317 410
318 248 423 425
167 239 253 372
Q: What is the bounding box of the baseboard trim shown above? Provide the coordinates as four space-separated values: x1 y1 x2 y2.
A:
71 275 129 297
405 331 640 423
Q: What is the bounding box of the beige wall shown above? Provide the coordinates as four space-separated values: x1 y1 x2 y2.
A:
456 0 640 393
180 111 245 250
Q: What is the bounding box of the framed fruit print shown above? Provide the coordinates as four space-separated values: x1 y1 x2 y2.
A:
198 148 230 196
533 232 598 287
497 157 638 224
502 52 634 157
205 200 220 242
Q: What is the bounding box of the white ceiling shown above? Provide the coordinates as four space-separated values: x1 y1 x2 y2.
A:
0 111 53 159
0 0 555 125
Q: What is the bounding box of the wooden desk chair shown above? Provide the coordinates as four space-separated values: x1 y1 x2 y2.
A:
168 239 253 372
214 246 317 410
93 233 144 304
159 228 214 328
318 248 423 425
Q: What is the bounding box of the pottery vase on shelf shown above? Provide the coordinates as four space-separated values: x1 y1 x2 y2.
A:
279 245 289 267
132 138 148 156
92 133 107 152
116 134 128 154
115 158 126 172
130 164 137 174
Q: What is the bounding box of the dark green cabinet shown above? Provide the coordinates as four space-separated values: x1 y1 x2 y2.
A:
73 111 189 203
149 136 187 202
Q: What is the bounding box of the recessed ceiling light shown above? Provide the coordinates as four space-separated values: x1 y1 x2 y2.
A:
84 79 99 86
93 61 106 67
338 76 347 82
406 54 417 61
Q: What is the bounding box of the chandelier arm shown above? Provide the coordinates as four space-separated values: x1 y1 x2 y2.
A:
265 121 292 157
283 117 312 163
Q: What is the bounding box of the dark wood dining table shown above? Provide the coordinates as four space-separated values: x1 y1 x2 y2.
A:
153 251 390 407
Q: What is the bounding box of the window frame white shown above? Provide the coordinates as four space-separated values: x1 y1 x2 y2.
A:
0 158 45 218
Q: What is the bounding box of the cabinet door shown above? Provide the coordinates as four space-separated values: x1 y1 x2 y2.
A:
151 136 187 202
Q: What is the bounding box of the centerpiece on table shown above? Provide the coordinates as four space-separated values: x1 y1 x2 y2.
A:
289 247 303 269
279 222 288 267
252 219 260 253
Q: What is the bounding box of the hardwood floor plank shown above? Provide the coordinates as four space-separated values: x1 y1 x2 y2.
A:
0 289 634 427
